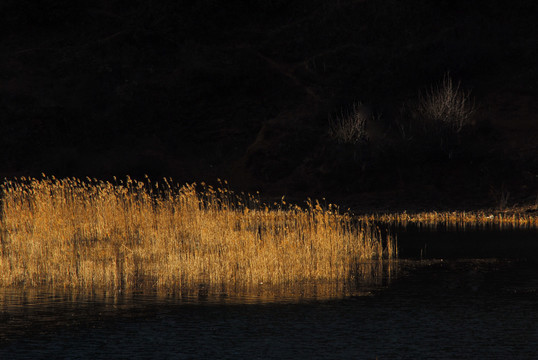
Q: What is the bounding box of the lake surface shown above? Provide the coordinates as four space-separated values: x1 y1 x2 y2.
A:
1 231 537 359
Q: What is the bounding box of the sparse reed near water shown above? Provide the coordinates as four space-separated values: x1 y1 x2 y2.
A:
0 176 395 291
359 211 538 231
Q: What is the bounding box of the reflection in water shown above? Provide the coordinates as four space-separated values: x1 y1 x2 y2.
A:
1 259 537 359
0 260 395 309
0 260 396 347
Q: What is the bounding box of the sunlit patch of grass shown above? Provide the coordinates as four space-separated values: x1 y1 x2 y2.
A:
358 211 538 231
0 176 396 292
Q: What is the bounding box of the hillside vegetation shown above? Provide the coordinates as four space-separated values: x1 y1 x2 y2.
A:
1 0 537 210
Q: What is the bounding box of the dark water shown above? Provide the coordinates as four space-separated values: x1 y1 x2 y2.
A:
1 232 538 359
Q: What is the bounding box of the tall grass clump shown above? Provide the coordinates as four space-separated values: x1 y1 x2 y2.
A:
0 176 395 292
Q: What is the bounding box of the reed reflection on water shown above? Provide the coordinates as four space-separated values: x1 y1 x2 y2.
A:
1 258 537 360
1 260 396 348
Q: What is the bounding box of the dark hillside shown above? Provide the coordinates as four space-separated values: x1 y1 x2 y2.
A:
1 0 537 210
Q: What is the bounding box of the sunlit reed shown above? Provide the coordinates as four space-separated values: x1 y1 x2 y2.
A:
0 176 395 291
359 211 538 231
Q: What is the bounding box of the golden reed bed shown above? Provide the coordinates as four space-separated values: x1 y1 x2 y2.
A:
0 176 395 291
2 176 536 294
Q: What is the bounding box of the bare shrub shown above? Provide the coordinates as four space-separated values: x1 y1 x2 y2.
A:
417 73 475 133
329 102 370 144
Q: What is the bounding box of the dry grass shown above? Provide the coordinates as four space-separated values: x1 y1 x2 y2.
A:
0 176 395 291
4 176 533 296
359 211 538 231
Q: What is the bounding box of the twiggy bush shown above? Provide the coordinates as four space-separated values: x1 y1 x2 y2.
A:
417 73 475 134
0 176 395 291
329 102 370 144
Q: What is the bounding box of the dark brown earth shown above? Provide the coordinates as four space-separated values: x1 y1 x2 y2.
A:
1 0 537 211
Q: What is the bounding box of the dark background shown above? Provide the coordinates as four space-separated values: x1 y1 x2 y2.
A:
1 0 537 210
